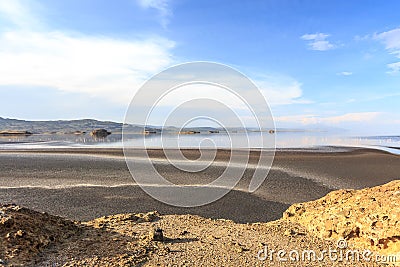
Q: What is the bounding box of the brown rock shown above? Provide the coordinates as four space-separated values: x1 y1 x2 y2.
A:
149 228 164 241
15 230 24 237
90 129 111 138
0 204 80 266
0 130 32 136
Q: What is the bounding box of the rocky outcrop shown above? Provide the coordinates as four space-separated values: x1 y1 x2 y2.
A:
143 130 157 134
86 211 160 228
0 130 32 136
90 129 111 138
179 131 200 134
0 204 80 266
283 180 400 257
0 206 158 266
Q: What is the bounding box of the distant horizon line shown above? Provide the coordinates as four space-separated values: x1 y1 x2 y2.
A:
0 116 331 132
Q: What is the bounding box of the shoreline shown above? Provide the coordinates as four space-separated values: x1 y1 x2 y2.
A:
0 145 395 156
1 138 400 155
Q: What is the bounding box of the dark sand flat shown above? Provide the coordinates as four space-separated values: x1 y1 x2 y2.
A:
0 148 399 223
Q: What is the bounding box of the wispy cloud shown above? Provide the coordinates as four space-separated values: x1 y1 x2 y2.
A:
0 0 40 28
256 76 312 105
128 74 309 112
387 62 400 74
276 112 382 125
337 71 353 76
301 33 335 51
374 27 400 74
137 0 171 28
374 28 400 56
0 31 175 104
0 0 175 105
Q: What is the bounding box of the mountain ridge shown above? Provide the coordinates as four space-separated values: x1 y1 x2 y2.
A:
0 117 319 134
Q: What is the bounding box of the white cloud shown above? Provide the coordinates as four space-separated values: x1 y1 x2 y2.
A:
137 0 171 28
337 71 353 76
0 30 175 104
374 27 400 74
276 112 382 125
387 62 400 74
123 74 308 113
374 28 400 56
0 0 175 105
256 77 311 105
301 33 335 51
0 0 39 28
145 78 307 108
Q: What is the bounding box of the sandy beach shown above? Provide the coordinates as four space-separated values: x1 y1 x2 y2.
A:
0 147 399 223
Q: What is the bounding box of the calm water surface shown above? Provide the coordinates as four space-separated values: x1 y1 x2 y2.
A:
0 132 399 154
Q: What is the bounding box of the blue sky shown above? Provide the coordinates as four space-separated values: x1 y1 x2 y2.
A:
0 0 400 134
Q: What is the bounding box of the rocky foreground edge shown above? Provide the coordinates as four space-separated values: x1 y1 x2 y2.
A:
284 180 400 256
0 180 399 266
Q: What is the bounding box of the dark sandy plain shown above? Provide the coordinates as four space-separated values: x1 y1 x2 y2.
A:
0 147 399 224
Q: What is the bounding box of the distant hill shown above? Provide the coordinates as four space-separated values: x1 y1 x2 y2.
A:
0 117 127 134
0 117 223 134
0 117 317 135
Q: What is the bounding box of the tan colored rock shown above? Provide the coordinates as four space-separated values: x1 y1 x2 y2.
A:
283 180 400 258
